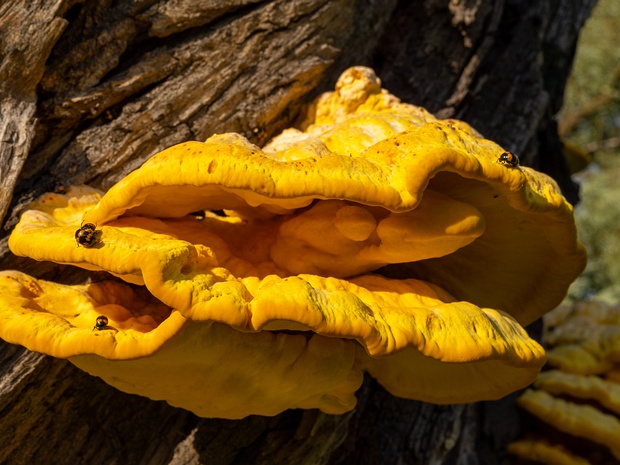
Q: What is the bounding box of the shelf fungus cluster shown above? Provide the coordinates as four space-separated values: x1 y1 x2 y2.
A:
0 67 586 419
509 301 620 465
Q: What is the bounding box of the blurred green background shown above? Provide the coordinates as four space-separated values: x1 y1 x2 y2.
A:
561 0 620 304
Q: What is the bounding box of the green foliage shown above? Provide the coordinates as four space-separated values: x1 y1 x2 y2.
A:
562 0 620 304
560 0 620 146
567 153 620 303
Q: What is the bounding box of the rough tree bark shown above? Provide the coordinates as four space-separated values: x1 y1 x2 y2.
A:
0 1 596 464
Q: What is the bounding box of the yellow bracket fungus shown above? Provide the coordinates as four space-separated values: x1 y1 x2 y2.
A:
510 301 620 464
518 389 620 461
508 439 592 465
544 300 620 375
534 370 620 416
0 67 585 418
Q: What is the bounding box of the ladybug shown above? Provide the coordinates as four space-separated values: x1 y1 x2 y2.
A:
93 315 109 331
497 151 520 167
75 222 101 248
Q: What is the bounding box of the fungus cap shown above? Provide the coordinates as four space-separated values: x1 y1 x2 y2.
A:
518 389 620 460
508 439 592 465
510 301 620 464
544 301 620 375
534 370 620 416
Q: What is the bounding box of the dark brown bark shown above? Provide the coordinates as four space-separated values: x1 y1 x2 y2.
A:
0 1 596 464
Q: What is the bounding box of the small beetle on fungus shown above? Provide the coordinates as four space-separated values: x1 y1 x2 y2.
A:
498 151 520 168
93 315 109 331
75 222 101 248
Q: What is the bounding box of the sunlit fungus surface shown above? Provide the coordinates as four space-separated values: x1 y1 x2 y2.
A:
0 67 586 419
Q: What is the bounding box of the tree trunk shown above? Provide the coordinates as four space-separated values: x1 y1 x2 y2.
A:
0 1 596 464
